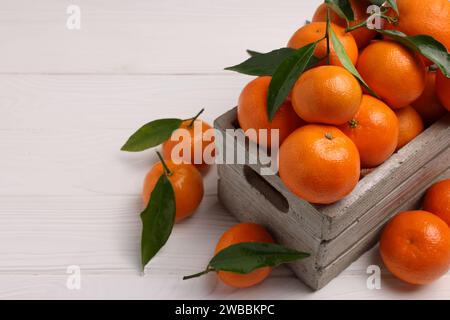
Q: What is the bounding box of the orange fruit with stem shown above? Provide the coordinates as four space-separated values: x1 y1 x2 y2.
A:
436 70 450 112
411 70 447 126
395 106 424 151
357 41 426 109
291 65 362 125
279 125 360 204
312 0 376 48
288 22 358 68
143 154 204 222
423 179 450 228
215 223 275 288
380 210 450 285
162 110 215 171
339 95 399 168
237 76 304 148
386 0 450 52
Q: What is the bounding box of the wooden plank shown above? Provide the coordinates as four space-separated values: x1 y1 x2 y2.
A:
0 0 321 74
0 75 250 197
1 258 450 299
0 194 234 274
0 75 248 130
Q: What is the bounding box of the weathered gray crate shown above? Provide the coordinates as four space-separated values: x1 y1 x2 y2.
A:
214 107 450 290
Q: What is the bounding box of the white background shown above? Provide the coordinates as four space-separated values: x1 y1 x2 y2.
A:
0 0 449 299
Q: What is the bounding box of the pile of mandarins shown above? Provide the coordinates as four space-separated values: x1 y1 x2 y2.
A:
238 0 449 206
123 0 450 289
236 0 450 286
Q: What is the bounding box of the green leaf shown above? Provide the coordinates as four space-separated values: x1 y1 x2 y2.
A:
121 118 182 152
267 43 317 121
141 174 176 270
329 24 379 97
246 49 261 57
210 242 310 274
386 0 399 15
325 0 355 22
225 48 297 76
183 242 310 280
369 0 386 6
378 30 450 77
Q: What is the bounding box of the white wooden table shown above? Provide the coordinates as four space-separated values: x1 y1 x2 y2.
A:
0 0 449 300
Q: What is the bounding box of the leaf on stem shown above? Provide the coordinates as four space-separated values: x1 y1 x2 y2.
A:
121 118 182 152
369 0 386 6
325 0 355 22
246 49 262 57
141 174 176 270
386 0 399 15
329 24 379 96
210 242 310 274
225 48 297 76
183 242 310 280
267 43 317 121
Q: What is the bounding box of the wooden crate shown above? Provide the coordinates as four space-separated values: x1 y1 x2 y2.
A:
214 107 450 290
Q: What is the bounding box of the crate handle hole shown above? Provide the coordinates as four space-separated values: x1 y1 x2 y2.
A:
243 165 289 213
